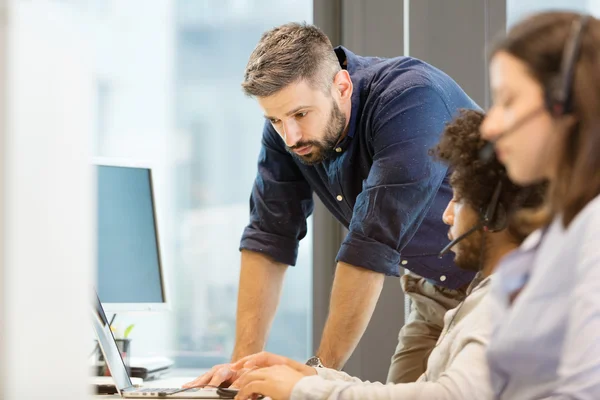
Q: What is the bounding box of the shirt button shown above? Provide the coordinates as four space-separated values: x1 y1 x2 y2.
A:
401 260 408 266
336 195 343 201
335 147 342 153
440 275 447 282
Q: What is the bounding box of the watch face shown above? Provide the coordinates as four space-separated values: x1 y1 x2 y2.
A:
306 356 322 367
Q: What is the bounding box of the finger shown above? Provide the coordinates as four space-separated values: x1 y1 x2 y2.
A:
232 351 272 370
231 354 254 370
243 352 289 369
208 366 234 387
235 380 268 400
236 367 276 389
183 363 229 388
235 368 260 390
229 368 252 389
182 370 214 388
245 353 307 377
285 358 310 372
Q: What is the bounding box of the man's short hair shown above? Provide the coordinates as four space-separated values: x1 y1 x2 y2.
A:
242 22 341 97
432 109 545 243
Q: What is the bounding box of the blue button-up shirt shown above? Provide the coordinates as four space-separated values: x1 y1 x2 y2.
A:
240 46 479 289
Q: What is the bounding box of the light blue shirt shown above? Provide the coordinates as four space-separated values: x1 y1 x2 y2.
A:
487 195 600 399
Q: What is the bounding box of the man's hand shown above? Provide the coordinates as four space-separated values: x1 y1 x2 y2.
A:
232 351 316 377
234 365 305 400
182 364 247 389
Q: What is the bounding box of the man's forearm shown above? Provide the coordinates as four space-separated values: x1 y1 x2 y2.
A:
231 250 287 361
317 262 385 369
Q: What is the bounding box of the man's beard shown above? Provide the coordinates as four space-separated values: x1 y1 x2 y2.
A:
453 229 487 272
286 100 347 165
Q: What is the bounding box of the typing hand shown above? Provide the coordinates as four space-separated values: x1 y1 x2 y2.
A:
234 365 304 400
232 351 315 376
183 363 246 389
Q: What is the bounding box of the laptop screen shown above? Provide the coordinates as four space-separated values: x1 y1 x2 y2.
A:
91 291 134 393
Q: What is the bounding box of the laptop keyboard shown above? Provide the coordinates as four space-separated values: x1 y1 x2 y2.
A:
134 388 205 393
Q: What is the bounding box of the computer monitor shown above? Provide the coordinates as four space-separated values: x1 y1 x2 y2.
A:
94 159 168 312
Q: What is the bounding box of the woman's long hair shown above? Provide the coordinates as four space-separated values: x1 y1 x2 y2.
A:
491 12 600 228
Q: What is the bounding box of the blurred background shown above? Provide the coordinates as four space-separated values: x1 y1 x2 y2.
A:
87 0 314 369
1 0 599 398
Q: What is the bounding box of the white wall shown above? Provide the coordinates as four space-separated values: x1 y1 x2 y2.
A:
1 1 93 398
0 0 7 393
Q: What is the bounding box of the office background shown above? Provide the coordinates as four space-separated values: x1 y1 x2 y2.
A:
0 0 599 398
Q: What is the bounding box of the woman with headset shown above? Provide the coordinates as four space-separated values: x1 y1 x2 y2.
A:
480 11 600 399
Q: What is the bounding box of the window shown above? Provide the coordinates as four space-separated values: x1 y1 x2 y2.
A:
89 0 314 368
507 0 600 27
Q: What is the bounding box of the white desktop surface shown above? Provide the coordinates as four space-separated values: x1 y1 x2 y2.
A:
94 369 209 399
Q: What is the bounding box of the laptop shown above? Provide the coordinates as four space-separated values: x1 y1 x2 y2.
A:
91 291 234 398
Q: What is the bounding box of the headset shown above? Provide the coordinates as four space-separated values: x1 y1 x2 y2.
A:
480 180 507 232
479 14 591 163
427 14 591 383
438 180 506 258
545 14 590 117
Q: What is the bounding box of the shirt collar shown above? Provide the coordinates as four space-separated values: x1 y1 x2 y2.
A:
492 227 549 300
466 272 491 295
333 46 363 141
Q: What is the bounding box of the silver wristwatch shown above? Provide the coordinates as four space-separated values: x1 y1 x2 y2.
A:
305 356 325 368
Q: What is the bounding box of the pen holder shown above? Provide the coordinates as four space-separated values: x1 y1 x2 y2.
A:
96 338 131 376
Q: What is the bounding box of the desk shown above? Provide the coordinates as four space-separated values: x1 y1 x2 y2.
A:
94 369 208 399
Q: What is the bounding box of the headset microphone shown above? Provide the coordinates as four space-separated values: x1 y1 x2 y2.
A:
479 107 547 163
438 223 483 258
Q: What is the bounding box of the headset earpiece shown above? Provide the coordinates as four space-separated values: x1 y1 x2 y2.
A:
481 181 507 233
486 203 507 232
545 77 566 117
544 15 590 117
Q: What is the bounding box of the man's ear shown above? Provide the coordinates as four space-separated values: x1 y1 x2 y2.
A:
333 70 353 101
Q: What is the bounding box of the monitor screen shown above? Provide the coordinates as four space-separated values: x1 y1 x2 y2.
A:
96 163 166 311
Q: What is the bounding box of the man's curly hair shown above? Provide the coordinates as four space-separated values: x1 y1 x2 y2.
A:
432 109 545 242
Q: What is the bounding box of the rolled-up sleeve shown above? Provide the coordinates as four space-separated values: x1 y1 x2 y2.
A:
336 86 452 276
239 121 314 266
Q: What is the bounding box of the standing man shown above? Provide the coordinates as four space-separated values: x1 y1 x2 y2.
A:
185 22 479 388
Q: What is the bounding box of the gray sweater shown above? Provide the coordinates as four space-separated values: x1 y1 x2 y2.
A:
290 277 494 400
